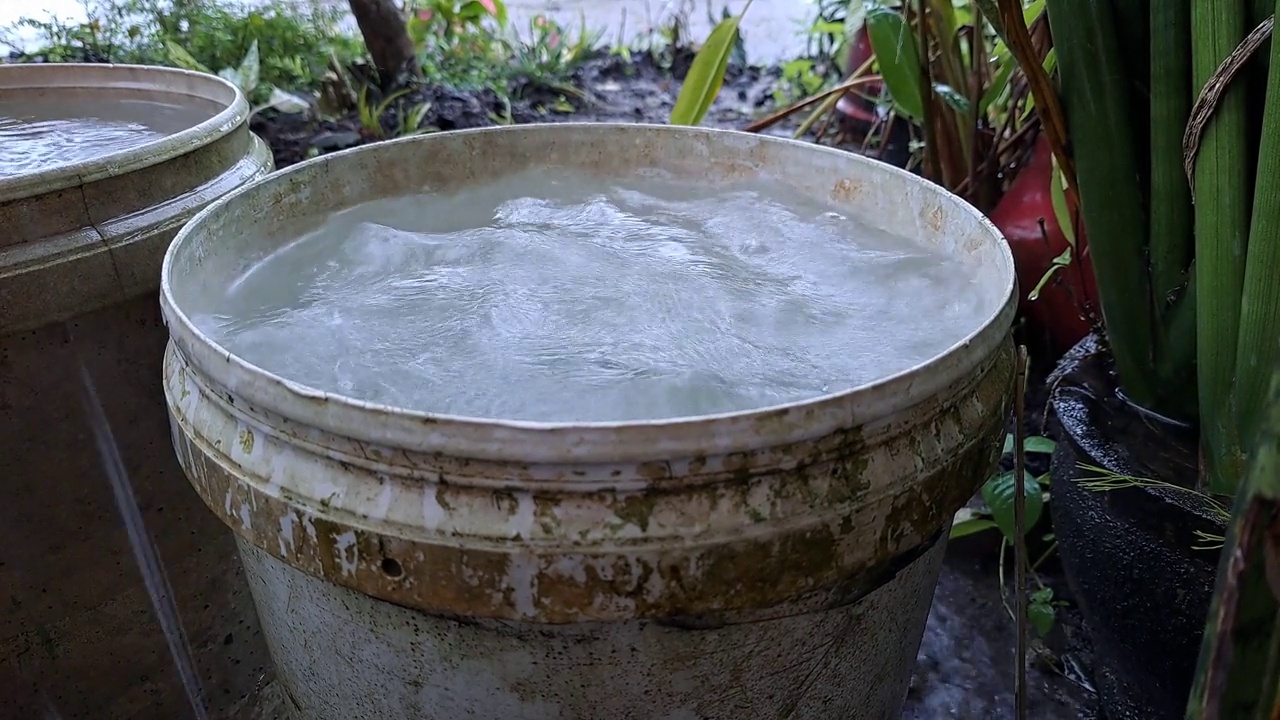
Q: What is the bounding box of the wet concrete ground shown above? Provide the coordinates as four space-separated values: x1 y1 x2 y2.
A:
903 553 1094 719
239 550 1096 719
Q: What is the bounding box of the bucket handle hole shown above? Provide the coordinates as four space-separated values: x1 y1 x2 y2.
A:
381 557 404 579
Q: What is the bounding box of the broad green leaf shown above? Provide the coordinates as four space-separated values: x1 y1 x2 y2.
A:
163 40 210 73
950 507 998 539
233 39 261 94
265 87 309 114
981 469 1043 541
1024 436 1058 454
670 1 753 126
950 518 998 539
844 0 868 40
1028 587 1056 636
863 1 925 120
1000 433 1058 455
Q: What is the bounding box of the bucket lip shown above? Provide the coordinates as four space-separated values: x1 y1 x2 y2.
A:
161 123 1016 461
0 63 249 202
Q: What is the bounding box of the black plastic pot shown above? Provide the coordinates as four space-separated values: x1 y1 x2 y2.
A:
1047 334 1227 720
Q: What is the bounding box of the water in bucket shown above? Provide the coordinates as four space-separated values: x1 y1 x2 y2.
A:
192 167 984 423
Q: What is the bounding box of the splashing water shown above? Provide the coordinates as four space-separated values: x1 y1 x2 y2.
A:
72 328 210 720
193 168 989 422
0 97 207 176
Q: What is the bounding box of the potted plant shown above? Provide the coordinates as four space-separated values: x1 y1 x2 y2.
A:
1004 0 1280 716
754 0 1102 353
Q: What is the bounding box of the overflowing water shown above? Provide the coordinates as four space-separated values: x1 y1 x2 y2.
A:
0 96 206 176
192 169 986 422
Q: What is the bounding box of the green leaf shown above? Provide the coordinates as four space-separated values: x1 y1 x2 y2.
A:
952 504 998 538
1028 247 1073 301
863 1 925 120
981 470 1044 541
1024 436 1058 455
951 517 998 539
263 86 309 114
231 39 261 95
1050 154 1076 249
1002 434 1058 455
951 507 998 539
979 58 1016 115
1028 587 1057 637
932 83 972 115
163 40 211 73
670 2 752 126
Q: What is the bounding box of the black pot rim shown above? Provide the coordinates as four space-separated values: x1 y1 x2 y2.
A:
1049 333 1227 535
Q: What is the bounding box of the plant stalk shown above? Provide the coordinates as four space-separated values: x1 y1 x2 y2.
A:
1186 358 1280 719
1149 0 1195 328
1192 0 1251 492
1047 0 1158 409
1233 5 1280 490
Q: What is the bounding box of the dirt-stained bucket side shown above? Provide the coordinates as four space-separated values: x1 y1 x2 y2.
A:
165 338 1013 622
159 124 1017 719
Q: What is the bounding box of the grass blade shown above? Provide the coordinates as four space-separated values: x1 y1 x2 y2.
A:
669 0 753 126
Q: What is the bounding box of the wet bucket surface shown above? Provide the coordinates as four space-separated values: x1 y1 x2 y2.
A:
161 124 1017 720
0 64 275 719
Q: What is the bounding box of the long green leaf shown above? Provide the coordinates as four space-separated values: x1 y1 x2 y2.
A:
1047 0 1159 410
1186 358 1280 719
163 40 211 73
979 54 1016 115
1148 0 1195 330
974 0 1003 42
1233 8 1280 490
864 0 925 121
1193 0 1251 493
669 1 753 126
232 39 261 95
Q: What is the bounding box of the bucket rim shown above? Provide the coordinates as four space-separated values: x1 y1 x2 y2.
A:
160 123 1017 463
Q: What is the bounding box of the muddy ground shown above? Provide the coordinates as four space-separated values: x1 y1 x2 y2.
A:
250 52 791 167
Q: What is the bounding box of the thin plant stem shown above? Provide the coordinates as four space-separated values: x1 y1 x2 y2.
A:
1013 345 1029 720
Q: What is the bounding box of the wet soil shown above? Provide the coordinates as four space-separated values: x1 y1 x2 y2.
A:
249 53 789 169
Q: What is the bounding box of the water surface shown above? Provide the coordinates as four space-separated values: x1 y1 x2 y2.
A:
193 168 987 422
0 96 208 176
